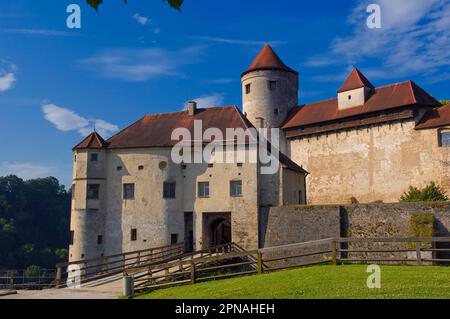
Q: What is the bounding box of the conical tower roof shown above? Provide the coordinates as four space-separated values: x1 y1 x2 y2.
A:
241 44 298 77
73 131 108 150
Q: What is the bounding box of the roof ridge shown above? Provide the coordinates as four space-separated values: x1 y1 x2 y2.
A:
143 105 236 118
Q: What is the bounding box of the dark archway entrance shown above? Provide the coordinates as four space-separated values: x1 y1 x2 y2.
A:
202 213 231 249
210 218 231 247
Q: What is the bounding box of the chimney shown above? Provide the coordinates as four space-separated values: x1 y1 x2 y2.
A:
187 101 197 116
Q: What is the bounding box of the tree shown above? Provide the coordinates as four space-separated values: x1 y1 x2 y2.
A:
440 100 450 106
86 0 184 12
400 182 449 202
0 175 71 270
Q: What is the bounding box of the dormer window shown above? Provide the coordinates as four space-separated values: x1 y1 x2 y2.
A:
245 84 251 95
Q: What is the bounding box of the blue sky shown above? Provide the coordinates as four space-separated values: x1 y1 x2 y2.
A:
0 0 449 186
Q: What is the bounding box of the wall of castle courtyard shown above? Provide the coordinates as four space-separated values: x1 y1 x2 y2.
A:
288 119 450 205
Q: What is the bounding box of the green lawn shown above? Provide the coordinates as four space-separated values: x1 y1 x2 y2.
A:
135 265 450 299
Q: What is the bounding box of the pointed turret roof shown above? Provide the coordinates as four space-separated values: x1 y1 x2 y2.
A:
241 44 298 77
337 68 374 93
73 131 108 150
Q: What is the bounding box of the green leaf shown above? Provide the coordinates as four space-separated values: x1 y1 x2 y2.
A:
86 0 183 12
166 0 184 11
86 0 103 12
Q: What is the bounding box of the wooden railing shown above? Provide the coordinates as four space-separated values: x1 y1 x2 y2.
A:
55 243 184 288
126 243 252 292
127 237 450 293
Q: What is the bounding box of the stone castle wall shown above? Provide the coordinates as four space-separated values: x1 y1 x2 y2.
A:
288 119 450 205
261 202 450 248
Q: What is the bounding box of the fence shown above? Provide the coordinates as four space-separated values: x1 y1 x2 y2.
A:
55 243 184 288
0 269 56 290
127 237 450 293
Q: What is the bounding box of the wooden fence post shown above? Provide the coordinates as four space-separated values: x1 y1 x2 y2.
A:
103 257 109 273
257 252 263 274
331 240 337 266
55 265 62 288
416 241 422 266
190 261 196 285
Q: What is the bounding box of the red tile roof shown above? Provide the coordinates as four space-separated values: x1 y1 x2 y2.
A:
416 104 450 130
337 68 374 93
73 105 307 174
241 44 298 77
73 131 108 150
282 81 440 130
103 106 252 149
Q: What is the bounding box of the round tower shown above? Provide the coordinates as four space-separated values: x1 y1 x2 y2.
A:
69 131 107 262
241 44 298 129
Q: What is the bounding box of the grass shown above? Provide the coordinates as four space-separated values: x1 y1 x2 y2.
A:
135 265 450 299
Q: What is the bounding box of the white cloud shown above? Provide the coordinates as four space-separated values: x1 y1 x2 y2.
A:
0 162 58 180
132 13 150 26
305 0 450 83
184 93 225 109
206 78 235 84
0 62 17 92
1 29 74 36
81 46 205 82
0 72 15 92
42 103 119 137
0 162 72 186
191 36 287 47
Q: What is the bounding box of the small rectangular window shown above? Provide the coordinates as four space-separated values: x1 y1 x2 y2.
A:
131 229 137 241
163 182 176 199
198 182 210 198
245 83 251 94
138 165 144 170
117 166 123 171
348 95 352 100
90 153 98 162
230 180 243 197
171 234 179 245
298 191 303 205
70 231 74 245
440 130 450 147
87 184 100 199
268 80 277 91
97 235 103 245
71 184 75 199
123 183 135 199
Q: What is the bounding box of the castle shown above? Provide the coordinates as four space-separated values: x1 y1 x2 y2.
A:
69 45 450 261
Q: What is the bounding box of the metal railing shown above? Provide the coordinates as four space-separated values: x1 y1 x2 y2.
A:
0 269 56 290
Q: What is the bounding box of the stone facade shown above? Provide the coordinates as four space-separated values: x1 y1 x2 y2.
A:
261 202 450 245
288 119 450 204
69 144 306 261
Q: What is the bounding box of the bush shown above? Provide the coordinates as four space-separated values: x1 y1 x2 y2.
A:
400 182 449 202
24 265 41 277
